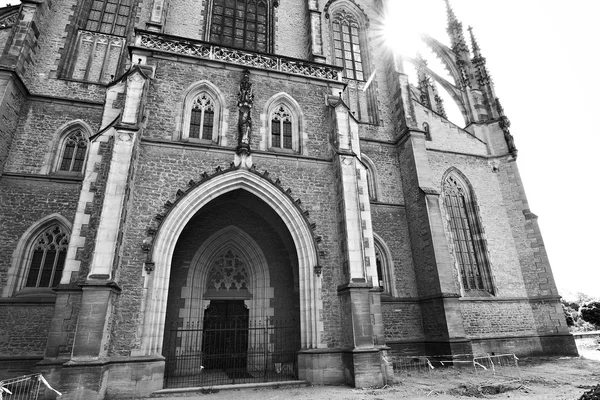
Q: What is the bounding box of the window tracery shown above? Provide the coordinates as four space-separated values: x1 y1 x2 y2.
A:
181 84 224 143
206 250 249 292
24 225 69 289
58 130 88 173
442 173 494 294
190 94 215 140
270 105 293 150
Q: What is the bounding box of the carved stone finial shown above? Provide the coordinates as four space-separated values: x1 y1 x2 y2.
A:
495 98 505 116
499 115 518 157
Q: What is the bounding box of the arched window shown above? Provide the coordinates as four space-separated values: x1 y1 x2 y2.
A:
189 93 215 140
24 225 69 289
423 122 431 141
361 154 378 201
373 234 397 297
58 129 88 173
270 105 293 150
209 0 271 53
262 93 303 154
331 9 364 80
180 82 226 144
442 172 494 295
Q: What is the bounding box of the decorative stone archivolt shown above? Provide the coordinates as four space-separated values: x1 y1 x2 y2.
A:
136 168 325 357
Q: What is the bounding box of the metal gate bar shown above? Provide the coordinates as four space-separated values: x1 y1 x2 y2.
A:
164 319 299 388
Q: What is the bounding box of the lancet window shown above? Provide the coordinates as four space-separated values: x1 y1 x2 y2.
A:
58 130 88 173
443 174 494 294
331 10 364 80
24 225 69 289
190 94 216 140
270 105 293 150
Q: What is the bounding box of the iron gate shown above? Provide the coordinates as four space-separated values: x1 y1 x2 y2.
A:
164 319 300 388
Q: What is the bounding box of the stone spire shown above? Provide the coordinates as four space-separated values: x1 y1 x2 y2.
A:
444 0 469 57
443 0 473 89
468 26 490 86
468 26 481 58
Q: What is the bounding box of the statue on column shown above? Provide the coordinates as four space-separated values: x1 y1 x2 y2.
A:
234 70 254 168
237 69 254 154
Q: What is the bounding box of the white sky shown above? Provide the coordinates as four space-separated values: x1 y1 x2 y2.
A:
0 0 597 300
383 0 600 300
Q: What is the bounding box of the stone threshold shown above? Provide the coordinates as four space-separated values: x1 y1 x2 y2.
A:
153 380 310 395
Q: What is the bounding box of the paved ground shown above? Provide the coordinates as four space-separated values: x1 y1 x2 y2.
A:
142 353 600 400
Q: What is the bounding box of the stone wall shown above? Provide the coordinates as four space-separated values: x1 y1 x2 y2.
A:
428 151 529 298
0 176 80 291
3 99 102 175
0 76 25 176
108 143 345 354
0 298 55 377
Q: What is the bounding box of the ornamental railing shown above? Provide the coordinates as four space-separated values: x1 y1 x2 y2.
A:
133 30 343 82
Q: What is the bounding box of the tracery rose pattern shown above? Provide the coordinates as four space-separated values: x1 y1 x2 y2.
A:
207 250 249 291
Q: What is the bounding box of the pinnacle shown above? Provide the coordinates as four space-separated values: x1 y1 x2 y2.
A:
468 26 481 57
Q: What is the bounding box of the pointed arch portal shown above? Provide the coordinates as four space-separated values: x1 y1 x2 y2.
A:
139 169 324 362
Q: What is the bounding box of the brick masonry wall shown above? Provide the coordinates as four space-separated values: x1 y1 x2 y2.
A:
396 138 441 299
108 143 344 355
0 27 11 51
427 152 529 298
274 0 309 59
361 141 403 204
15 0 107 101
0 302 54 356
162 0 205 40
460 300 536 337
381 301 423 341
530 300 567 335
0 77 26 175
370 205 417 298
495 160 559 299
3 99 102 174
0 176 79 290
143 58 333 158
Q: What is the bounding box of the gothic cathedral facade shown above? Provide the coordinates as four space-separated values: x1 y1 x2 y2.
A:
0 0 576 398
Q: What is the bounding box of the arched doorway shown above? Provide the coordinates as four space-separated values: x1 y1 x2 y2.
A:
161 189 302 387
